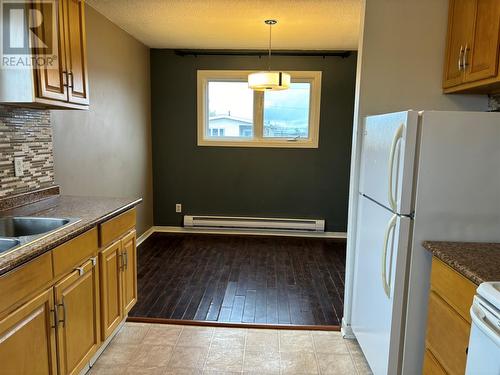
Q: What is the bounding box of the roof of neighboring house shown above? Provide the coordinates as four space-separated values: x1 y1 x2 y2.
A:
209 115 252 125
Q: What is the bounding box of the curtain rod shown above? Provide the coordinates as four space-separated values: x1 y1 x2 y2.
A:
173 49 352 58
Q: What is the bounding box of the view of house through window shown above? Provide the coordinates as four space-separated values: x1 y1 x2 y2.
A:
198 71 321 148
208 81 253 138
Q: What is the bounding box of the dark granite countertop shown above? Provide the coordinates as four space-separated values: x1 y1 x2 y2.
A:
0 195 142 276
423 241 500 285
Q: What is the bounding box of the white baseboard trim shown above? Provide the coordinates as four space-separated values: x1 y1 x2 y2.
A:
148 225 347 239
341 317 355 339
137 226 155 245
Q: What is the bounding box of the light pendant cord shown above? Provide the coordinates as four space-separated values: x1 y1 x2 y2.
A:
268 22 272 70
264 19 277 71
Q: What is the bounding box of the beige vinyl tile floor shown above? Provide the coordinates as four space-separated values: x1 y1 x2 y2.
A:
88 323 373 375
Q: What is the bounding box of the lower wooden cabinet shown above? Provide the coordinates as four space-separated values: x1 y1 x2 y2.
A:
54 257 100 375
426 291 470 374
424 257 476 375
0 210 138 373
99 229 137 340
122 230 138 314
100 240 123 339
0 288 58 375
423 349 447 375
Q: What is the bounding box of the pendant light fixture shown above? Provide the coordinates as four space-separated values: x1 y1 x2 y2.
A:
248 20 291 91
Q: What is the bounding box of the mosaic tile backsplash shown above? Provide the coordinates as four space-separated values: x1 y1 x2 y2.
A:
0 105 55 197
489 94 500 112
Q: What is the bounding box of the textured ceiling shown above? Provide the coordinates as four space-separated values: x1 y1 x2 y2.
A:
86 0 361 50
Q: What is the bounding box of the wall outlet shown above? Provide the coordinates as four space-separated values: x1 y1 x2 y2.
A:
14 157 24 177
175 203 182 213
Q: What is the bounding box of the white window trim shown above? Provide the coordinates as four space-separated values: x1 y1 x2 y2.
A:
197 70 322 148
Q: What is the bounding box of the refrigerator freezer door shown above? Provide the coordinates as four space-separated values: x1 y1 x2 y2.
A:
351 196 411 375
359 111 418 215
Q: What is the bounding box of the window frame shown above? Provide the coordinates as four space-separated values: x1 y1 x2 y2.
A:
197 70 322 148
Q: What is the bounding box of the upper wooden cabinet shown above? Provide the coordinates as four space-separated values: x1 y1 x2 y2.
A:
443 0 500 93
0 0 89 108
62 0 89 105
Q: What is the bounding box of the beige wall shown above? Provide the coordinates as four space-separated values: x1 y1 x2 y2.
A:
51 5 153 235
356 0 488 117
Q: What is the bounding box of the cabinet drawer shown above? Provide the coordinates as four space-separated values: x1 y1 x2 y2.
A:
430 257 476 322
423 348 447 375
99 209 136 247
52 228 98 278
0 252 53 314
426 291 470 375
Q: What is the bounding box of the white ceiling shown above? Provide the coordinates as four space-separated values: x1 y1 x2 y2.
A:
86 0 361 50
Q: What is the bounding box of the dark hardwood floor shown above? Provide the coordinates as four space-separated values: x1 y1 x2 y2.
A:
129 232 346 327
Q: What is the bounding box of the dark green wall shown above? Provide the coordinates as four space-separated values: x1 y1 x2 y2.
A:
151 50 357 232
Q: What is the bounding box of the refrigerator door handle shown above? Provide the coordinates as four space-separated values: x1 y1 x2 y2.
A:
470 302 500 346
387 123 404 211
381 214 397 298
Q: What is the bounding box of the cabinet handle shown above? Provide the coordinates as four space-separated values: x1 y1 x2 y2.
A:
463 43 469 70
123 251 128 270
91 256 97 267
458 45 464 71
75 266 85 276
68 72 73 88
118 252 125 270
62 71 68 87
57 299 66 327
50 307 59 329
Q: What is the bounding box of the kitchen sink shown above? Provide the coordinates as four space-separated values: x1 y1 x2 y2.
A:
0 238 20 254
0 217 71 237
0 216 80 257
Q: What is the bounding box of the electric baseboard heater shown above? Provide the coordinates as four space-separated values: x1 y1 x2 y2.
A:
183 215 325 232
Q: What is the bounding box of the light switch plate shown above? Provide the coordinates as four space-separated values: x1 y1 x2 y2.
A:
175 203 182 213
14 157 23 177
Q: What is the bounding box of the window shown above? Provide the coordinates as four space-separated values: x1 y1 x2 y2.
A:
197 70 321 148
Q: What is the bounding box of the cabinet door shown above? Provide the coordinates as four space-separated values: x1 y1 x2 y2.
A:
426 291 470 375
423 349 447 375
464 0 500 82
34 0 68 102
0 288 57 375
121 230 137 314
443 0 476 88
99 240 123 340
54 258 100 375
63 0 89 105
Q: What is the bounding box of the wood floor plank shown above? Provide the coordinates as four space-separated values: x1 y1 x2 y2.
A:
242 290 256 323
266 288 279 324
230 296 246 322
221 281 237 308
129 233 346 326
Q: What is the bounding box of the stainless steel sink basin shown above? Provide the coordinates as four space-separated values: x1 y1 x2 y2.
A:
0 217 71 237
0 238 20 254
0 216 80 257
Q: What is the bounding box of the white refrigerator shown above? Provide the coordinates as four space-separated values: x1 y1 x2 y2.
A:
348 110 500 375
